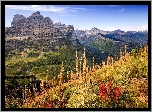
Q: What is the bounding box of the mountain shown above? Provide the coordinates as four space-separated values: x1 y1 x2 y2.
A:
5 11 77 40
5 11 148 77
74 28 148 60
75 28 148 45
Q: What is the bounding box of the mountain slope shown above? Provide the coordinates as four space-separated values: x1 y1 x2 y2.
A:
18 45 148 108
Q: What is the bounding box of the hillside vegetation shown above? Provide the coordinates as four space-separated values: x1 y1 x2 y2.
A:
5 45 148 108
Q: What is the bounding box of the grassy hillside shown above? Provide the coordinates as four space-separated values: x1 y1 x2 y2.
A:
5 45 148 108
5 45 83 79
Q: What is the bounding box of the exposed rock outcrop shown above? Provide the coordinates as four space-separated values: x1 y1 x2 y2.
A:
5 11 76 39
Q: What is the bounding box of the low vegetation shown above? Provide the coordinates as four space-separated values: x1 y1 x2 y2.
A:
5 45 148 108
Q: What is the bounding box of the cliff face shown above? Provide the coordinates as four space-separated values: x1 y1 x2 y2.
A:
5 11 76 39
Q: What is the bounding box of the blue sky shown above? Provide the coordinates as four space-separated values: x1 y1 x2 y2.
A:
5 5 148 31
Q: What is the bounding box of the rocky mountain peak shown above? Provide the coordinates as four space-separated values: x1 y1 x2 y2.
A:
5 11 77 40
91 27 99 31
11 14 26 26
13 14 26 20
54 22 66 28
31 11 41 17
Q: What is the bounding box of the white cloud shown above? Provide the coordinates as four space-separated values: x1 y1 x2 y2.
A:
64 7 87 13
109 5 121 7
5 5 68 13
119 9 127 12
31 5 38 7
5 10 14 13
72 8 86 10
60 14 77 16
5 5 86 16
101 5 121 7
70 9 78 12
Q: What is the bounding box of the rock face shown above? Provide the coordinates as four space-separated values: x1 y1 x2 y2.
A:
5 11 76 39
75 27 148 45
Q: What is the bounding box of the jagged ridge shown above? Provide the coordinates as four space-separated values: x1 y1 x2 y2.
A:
5 11 77 39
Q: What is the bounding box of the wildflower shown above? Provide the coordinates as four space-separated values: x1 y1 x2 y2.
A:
99 82 122 103
45 102 52 108
99 84 107 100
114 87 122 102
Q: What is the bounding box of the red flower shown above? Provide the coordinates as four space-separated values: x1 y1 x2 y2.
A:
45 102 52 108
114 87 122 102
99 82 122 102
115 87 121 97
99 84 107 100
